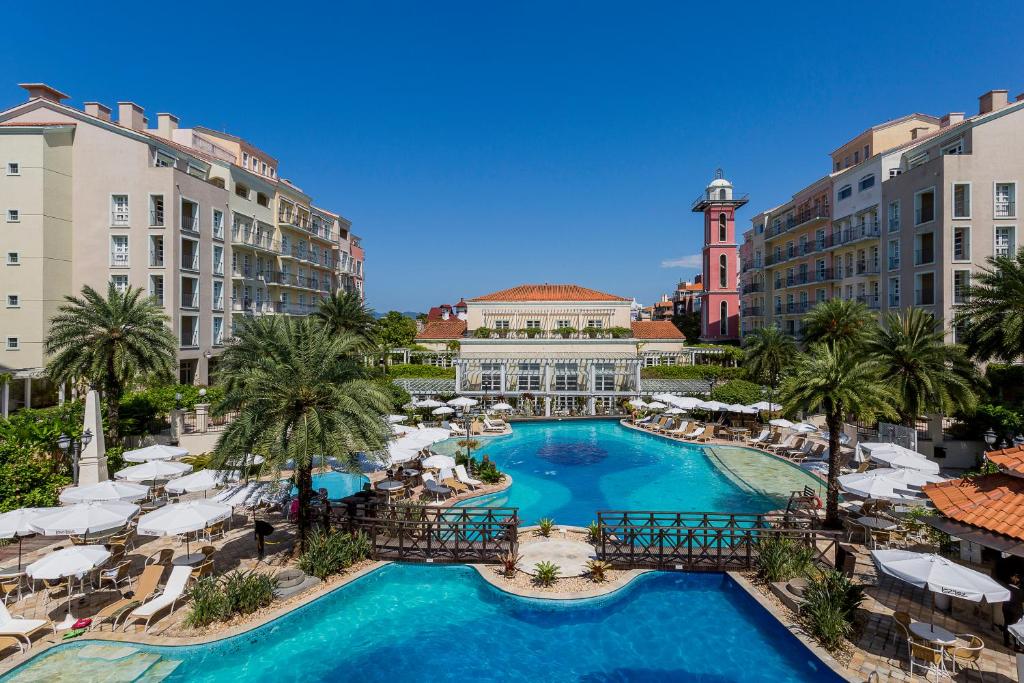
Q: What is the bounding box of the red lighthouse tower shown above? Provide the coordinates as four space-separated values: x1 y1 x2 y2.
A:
692 169 747 341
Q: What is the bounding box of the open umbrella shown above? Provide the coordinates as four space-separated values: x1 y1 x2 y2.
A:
646 401 667 410
30 502 138 540
116 460 192 482
447 396 478 408
862 443 940 474
432 406 455 416
748 401 782 412
137 501 232 556
421 454 456 470
165 470 240 495
839 468 942 501
122 444 189 463
701 401 728 412
628 398 648 409
212 481 288 509
387 415 408 423
791 423 819 433
871 549 1011 603
225 453 266 468
59 480 150 504
416 399 443 408
664 407 685 415
671 397 704 411
726 403 757 414
26 545 111 627
490 402 514 412
769 418 794 428
0 508 58 570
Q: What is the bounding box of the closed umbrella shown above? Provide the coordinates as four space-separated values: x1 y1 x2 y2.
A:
59 480 150 504
432 406 455 416
30 502 138 540
26 545 111 627
122 444 189 463
421 454 456 470
871 549 1011 603
447 397 478 408
116 460 192 482
137 501 232 556
0 508 58 569
165 470 240 495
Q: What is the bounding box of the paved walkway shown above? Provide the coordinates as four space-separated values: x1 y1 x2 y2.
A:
519 538 597 577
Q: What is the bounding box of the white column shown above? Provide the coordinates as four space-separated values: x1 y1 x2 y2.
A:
454 361 463 393
24 378 31 409
544 396 551 417
1 381 8 418
58 383 66 406
499 364 506 393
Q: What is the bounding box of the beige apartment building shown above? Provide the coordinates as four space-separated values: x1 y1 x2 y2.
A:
0 83 365 415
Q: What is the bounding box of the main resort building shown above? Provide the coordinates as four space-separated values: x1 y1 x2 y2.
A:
0 83 366 414
412 284 717 416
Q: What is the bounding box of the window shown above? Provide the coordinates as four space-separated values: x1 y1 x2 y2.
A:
235 183 249 200
6 337 18 350
719 301 728 336
212 281 224 310
858 174 875 191
256 192 269 207
888 239 900 270
915 272 935 306
6 209 18 222
593 363 615 392
6 294 18 307
888 200 900 231
838 185 852 200
212 245 224 275
854 151 860 164
180 315 199 348
953 270 970 304
181 276 200 309
6 252 18 265
888 277 900 308
110 274 129 293
586 320 604 329
952 183 971 218
180 199 198 232
953 226 971 261
914 232 934 265
153 151 175 168
181 237 199 271
863 144 870 158
111 194 129 225
942 139 964 155
995 226 1016 257
212 316 224 346
718 213 727 242
914 188 935 225
517 363 541 391
493 320 510 330
242 152 249 168
719 254 728 289
149 236 164 266
6 162 19 175
481 363 502 392
212 210 224 239
555 319 570 329
110 235 129 267
149 275 164 306
553 363 578 391
525 320 541 329
995 183 1017 218
149 195 164 226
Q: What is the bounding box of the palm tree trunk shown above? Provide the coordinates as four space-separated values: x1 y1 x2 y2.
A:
296 464 313 554
104 357 121 445
824 409 843 530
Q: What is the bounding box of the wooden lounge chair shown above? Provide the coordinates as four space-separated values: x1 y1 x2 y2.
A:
0 602 53 652
746 428 770 445
422 473 451 502
146 548 174 566
665 421 690 437
768 435 800 454
92 564 165 631
654 418 679 434
454 464 482 490
679 423 705 439
784 440 812 460
122 565 192 632
757 431 783 450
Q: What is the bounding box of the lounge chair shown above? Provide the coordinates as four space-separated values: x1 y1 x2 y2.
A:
767 435 800 454
0 602 53 652
422 473 452 502
122 565 191 632
665 421 690 437
692 424 716 443
92 564 165 631
679 423 705 439
795 443 827 463
757 431 783 450
784 440 813 460
482 419 505 434
645 416 669 432
447 421 467 436
654 417 679 434
746 428 770 446
635 415 654 425
454 464 482 490
440 467 469 494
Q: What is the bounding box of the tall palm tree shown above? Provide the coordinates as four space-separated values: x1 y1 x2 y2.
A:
315 291 377 345
953 252 1024 362
742 326 797 412
213 317 392 551
801 298 876 350
44 284 177 444
780 345 898 528
867 309 981 427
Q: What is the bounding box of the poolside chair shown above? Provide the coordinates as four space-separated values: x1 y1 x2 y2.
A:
693 424 717 443
665 421 690 437
482 418 505 434
92 564 165 631
635 415 654 425
422 473 451 502
123 565 192 632
0 602 53 652
948 634 984 678
767 434 800 454
98 560 133 593
447 421 467 436
440 467 469 494
784 439 812 460
454 464 482 490
757 431 783 450
796 443 826 463
907 640 946 680
680 423 705 439
146 548 174 567
654 417 679 434
746 428 770 446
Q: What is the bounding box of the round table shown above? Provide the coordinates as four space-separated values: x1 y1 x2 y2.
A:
857 516 898 530
728 427 749 441
376 480 405 502
910 622 958 646
172 553 206 567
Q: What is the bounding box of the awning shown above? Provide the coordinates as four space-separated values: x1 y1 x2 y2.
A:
922 515 1024 558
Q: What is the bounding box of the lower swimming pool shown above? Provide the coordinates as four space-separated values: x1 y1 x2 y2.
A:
290 471 368 500
2 563 842 682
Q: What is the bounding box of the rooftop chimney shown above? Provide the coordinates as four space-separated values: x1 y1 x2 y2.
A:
156 113 178 140
910 126 930 140
117 102 145 131
979 89 1009 115
18 83 69 104
83 102 111 122
1016 93 1024 103
940 112 965 128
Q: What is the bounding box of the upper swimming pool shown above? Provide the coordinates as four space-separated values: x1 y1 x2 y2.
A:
436 419 823 524
2 564 843 682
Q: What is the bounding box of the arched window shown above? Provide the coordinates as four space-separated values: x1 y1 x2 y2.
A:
719 188 727 200
720 301 728 335
718 213 727 242
719 254 728 289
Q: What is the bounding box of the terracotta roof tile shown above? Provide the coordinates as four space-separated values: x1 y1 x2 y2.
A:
630 321 684 339
924 473 1024 542
468 284 630 303
987 445 1024 475
415 319 466 340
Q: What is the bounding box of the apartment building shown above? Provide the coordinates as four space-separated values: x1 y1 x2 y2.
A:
0 83 365 413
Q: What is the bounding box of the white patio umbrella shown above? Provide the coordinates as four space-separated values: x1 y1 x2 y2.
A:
628 398 648 409
664 407 685 415
490 402 514 411
838 468 937 502
701 401 728 412
646 401 667 410
671 396 704 411
212 481 288 509
863 443 940 474
871 549 1012 603
30 502 138 539
225 453 266 468
416 399 443 408
115 460 192 482
391 422 414 436
122 444 189 463
387 445 420 465
26 545 111 627
59 480 150 504
748 401 782 412
422 454 456 470
387 414 408 423
447 396 478 408
726 403 757 414
0 508 59 569
164 470 240 495
769 418 794 428
137 501 232 556
432 406 455 416
791 422 819 433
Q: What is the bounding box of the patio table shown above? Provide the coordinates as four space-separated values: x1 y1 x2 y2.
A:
376 480 405 502
910 622 958 646
857 516 898 530
728 428 749 442
172 553 206 567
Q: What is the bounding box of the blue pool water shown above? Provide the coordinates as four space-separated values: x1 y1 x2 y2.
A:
291 471 368 500
3 564 842 683
444 420 815 525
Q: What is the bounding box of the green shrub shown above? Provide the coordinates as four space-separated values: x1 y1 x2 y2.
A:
184 577 230 628
221 570 277 615
455 450 503 484
538 518 555 537
755 536 816 583
0 457 70 513
105 446 126 474
124 384 224 414
608 326 632 339
711 379 766 406
298 530 373 580
118 393 166 436
553 326 577 338
801 570 864 651
498 551 522 578
586 559 612 583
640 365 746 381
586 521 601 544
473 327 493 338
533 561 561 587
385 364 456 379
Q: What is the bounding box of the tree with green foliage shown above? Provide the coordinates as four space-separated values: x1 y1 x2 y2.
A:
801 298 876 351
711 379 765 406
780 345 897 528
742 326 796 411
953 252 1024 362
315 290 377 346
374 311 419 364
212 317 392 551
672 311 701 344
867 309 981 427
44 284 177 444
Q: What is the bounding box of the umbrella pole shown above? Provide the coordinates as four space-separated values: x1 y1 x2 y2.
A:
17 537 23 571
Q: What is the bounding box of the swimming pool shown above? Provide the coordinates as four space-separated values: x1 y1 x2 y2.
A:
2 564 842 683
290 471 368 500
435 420 823 524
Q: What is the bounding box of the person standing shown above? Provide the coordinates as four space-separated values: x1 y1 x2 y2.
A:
1003 574 1023 648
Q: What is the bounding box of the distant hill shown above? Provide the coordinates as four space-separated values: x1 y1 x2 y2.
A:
375 311 422 319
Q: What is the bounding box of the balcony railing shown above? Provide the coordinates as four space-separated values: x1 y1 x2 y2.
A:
888 257 900 270
149 209 164 227
914 249 935 266
856 295 880 310
181 215 199 233
914 289 935 306
856 261 880 276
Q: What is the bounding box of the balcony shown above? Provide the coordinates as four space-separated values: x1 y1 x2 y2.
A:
742 306 764 317
913 249 935 266
765 208 831 240
180 210 199 234
784 301 811 315
888 256 900 270
855 261 880 276
856 294 880 310
914 289 935 306
813 268 837 282
149 209 164 227
836 221 881 247
273 301 319 316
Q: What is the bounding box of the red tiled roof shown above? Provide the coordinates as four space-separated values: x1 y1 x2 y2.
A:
415 319 466 340
924 473 1024 542
630 321 684 339
468 284 629 303
986 445 1024 475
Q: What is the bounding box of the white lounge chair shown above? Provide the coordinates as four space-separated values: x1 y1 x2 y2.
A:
455 464 482 490
122 565 191 632
681 424 705 439
767 435 799 454
0 602 53 652
482 418 505 433
447 421 467 436
665 421 690 436
422 473 452 502
746 428 771 445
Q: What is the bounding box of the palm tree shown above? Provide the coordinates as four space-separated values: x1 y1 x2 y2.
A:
953 252 1024 362
742 326 797 412
780 345 898 528
801 298 876 350
44 284 177 444
867 309 981 427
315 290 377 345
213 317 392 551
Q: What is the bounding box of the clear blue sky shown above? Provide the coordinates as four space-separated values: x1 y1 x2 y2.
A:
4 1 1022 313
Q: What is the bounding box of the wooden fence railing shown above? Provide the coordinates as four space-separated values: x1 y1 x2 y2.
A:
596 510 842 571
344 503 519 563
